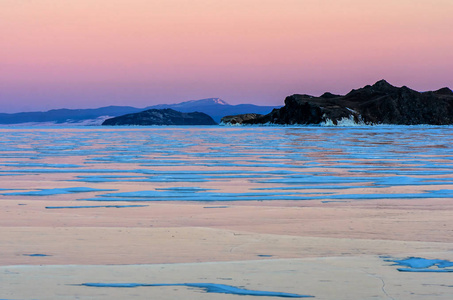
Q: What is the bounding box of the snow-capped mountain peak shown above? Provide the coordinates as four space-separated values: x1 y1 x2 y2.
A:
172 98 229 106
211 98 228 105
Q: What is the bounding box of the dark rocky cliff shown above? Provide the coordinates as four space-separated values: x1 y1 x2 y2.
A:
102 108 217 126
226 80 453 125
220 113 264 125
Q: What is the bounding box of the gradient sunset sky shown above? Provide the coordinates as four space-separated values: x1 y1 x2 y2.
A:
1 0 452 112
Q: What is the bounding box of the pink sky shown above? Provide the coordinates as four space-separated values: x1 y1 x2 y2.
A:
1 0 452 112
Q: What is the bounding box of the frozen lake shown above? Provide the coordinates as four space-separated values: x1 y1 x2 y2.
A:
0 125 452 204
1 125 453 300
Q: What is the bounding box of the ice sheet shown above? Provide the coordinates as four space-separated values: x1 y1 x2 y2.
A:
0 126 451 205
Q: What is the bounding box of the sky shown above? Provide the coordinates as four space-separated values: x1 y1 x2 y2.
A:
1 0 452 113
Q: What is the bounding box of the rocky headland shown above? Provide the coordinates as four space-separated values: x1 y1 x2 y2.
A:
102 108 217 126
222 80 453 125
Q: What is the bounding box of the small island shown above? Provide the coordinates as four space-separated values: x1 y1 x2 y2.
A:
102 108 217 126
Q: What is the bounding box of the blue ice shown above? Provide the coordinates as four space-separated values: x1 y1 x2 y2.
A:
385 257 453 272
254 175 453 191
350 169 453 176
2 187 116 196
253 176 375 185
155 187 217 192
80 282 313 298
81 190 333 202
79 189 453 203
0 168 141 174
0 163 82 168
253 185 355 190
71 175 148 183
314 189 453 200
45 205 148 209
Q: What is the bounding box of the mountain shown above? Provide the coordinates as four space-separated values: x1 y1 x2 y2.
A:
0 98 278 125
0 106 144 125
223 80 453 125
144 98 278 123
149 98 229 109
102 108 217 126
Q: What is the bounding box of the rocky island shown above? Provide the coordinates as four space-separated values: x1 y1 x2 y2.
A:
222 80 453 125
102 108 217 126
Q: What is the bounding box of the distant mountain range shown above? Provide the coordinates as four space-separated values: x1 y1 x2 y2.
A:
146 98 278 123
0 98 279 125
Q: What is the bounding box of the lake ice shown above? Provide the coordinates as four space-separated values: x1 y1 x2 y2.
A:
0 125 451 203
